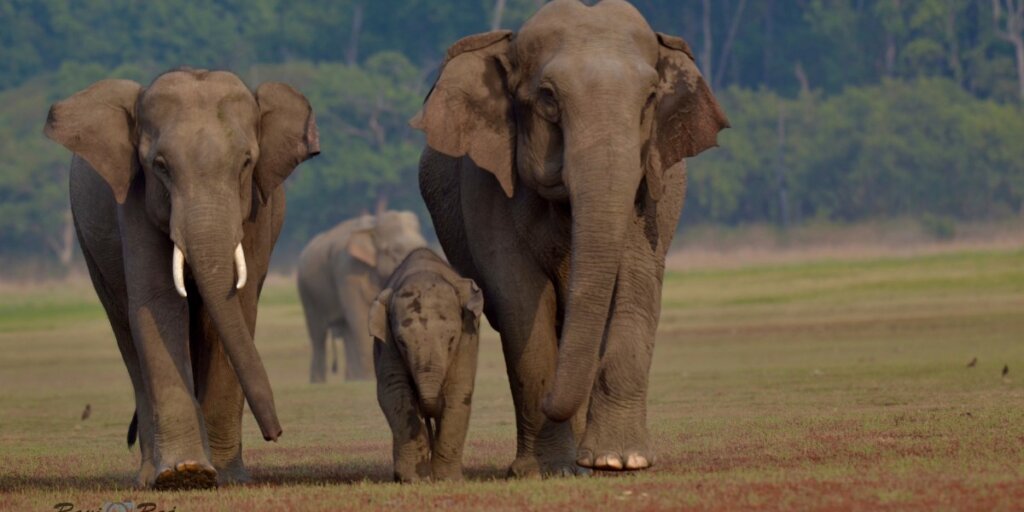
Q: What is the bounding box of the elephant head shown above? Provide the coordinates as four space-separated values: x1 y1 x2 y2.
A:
44 70 319 441
412 0 728 422
369 271 483 418
346 211 428 280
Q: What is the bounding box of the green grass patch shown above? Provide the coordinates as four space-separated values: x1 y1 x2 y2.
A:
1 248 1022 510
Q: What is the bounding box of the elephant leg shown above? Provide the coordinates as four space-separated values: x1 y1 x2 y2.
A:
498 280 581 478
329 323 345 375
375 339 431 482
300 288 329 384
190 302 248 485
337 277 376 381
121 186 215 489
448 173 580 477
576 231 661 472
70 161 158 485
474 262 579 478
76 226 156 486
431 335 479 481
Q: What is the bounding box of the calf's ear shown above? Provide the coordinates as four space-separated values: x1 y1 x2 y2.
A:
368 288 393 342
457 279 484 335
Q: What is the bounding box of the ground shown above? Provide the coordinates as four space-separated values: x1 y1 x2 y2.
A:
0 248 1022 510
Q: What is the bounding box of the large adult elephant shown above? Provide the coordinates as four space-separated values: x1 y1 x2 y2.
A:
297 210 427 383
414 0 728 476
43 69 319 489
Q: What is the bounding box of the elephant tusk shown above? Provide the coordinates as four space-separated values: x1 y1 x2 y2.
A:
234 243 247 290
172 245 188 298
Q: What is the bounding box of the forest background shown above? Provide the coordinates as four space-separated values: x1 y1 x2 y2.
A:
1 0 1022 271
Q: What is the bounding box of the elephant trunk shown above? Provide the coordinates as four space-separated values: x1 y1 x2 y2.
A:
182 207 281 441
418 395 444 419
412 360 447 418
542 135 641 422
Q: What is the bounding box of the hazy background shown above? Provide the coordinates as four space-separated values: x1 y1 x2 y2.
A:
1 0 1022 275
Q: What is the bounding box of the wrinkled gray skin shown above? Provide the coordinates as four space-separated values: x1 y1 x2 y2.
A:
297 211 427 383
44 70 319 489
369 248 483 483
414 0 728 477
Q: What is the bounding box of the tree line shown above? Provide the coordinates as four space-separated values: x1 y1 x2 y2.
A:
0 0 1021 269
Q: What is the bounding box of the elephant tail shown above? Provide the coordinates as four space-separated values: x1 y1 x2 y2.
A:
127 410 138 449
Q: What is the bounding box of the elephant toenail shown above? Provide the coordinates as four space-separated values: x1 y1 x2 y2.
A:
625 454 648 469
596 455 623 470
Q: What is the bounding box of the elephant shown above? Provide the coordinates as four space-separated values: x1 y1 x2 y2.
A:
43 69 319 489
369 248 483 483
413 0 728 476
297 210 427 383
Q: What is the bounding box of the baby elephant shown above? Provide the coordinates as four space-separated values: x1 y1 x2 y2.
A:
369 248 483 482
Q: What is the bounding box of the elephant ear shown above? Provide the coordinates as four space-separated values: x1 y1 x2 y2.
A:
456 278 484 335
43 79 143 203
254 82 320 204
368 288 393 342
347 230 377 267
411 31 516 198
647 33 730 201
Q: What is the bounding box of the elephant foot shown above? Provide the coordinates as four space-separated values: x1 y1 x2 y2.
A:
215 460 251 486
152 460 218 490
211 444 250 485
576 449 652 471
508 419 589 478
576 419 653 471
394 457 432 483
431 461 464 482
134 459 157 489
507 455 591 479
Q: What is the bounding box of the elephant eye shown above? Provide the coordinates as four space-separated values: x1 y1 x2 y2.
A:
152 156 170 178
642 92 658 125
536 86 560 123
645 92 658 111
242 153 253 172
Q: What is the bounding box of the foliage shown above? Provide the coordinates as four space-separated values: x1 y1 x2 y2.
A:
0 0 1022 266
687 79 1024 225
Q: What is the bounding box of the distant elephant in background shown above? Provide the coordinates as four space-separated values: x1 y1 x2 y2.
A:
44 69 319 489
297 210 427 383
414 0 728 476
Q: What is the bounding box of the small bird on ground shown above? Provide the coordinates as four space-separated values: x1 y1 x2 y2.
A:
966 357 977 368
81 404 91 421
1003 365 1009 377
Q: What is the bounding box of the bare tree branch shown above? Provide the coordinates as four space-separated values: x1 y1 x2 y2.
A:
993 0 1024 99
701 0 713 79
713 0 748 89
491 0 507 31
345 4 364 66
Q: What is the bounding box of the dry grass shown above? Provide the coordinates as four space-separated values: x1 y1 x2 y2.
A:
668 218 1024 270
0 248 1022 510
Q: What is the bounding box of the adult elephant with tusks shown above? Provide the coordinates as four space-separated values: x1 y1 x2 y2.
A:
44 69 319 489
414 0 728 477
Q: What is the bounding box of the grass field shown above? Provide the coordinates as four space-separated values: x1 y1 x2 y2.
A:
1 248 1022 510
